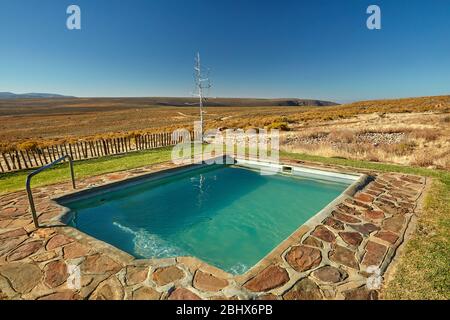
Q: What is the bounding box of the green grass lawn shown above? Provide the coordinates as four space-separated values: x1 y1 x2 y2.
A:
0 147 173 194
0 148 448 299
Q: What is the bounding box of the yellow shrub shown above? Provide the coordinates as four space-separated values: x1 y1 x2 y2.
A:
17 141 39 151
267 122 290 131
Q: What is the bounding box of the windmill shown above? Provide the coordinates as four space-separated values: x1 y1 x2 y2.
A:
193 52 211 142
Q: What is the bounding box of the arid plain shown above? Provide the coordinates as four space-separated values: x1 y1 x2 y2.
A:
0 95 449 170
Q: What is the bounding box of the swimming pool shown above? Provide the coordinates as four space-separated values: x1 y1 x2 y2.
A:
59 162 358 274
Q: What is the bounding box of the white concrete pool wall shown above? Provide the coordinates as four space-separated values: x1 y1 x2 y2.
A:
234 157 361 184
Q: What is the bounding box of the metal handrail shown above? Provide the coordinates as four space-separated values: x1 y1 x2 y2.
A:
26 155 76 228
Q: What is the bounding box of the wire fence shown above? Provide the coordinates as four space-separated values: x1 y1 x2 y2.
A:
0 132 195 173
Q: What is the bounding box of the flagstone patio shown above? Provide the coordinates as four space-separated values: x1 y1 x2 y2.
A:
0 159 427 300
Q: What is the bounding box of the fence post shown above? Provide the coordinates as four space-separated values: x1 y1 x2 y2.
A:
15 150 23 170
96 141 102 156
48 146 54 161
108 139 113 154
100 140 106 156
105 139 110 154
90 141 96 157
39 149 44 165
25 150 33 168
63 144 69 159
19 150 29 169
30 150 38 167
2 153 11 171
68 143 74 160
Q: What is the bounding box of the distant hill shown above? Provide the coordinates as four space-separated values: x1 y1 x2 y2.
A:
143 97 338 107
59 97 336 107
0 92 75 99
0 95 338 107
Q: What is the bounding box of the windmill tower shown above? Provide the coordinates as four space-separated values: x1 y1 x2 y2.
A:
193 52 211 142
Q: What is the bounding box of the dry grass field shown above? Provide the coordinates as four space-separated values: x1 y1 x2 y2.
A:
0 97 334 146
0 95 449 169
282 111 450 170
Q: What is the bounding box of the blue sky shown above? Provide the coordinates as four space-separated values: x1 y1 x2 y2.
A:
0 0 449 102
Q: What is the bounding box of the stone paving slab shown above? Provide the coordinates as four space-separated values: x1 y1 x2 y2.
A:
0 159 426 300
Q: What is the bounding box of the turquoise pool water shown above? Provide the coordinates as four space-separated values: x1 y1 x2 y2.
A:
63 165 350 274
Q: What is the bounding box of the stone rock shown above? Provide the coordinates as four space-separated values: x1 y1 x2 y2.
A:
33 228 55 239
283 278 322 300
354 193 374 203
312 266 347 283
211 295 239 300
78 275 108 298
46 234 73 250
7 219 33 229
257 294 278 300
311 226 335 243
0 207 19 217
125 266 148 286
285 245 321 272
366 189 383 197
38 211 61 223
343 286 378 300
38 290 80 300
397 201 414 211
108 173 127 180
0 263 42 293
382 215 405 233
80 275 94 288
345 198 373 209
302 236 323 248
376 201 407 216
329 245 359 270
132 286 161 300
362 241 387 267
81 254 121 274
7 240 42 261
0 228 27 240
370 181 385 189
152 266 184 286
337 204 361 216
350 198 373 209
0 237 26 257
375 230 399 244
323 217 344 230
350 223 380 236
90 276 124 300
44 260 68 288
193 270 228 292
31 251 57 263
364 210 385 221
244 265 289 292
63 242 90 259
400 175 423 184
0 288 8 300
379 195 397 203
339 232 363 247
168 288 201 300
0 219 12 229
332 211 361 223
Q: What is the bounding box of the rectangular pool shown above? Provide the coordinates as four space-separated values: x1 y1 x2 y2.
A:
60 163 355 274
